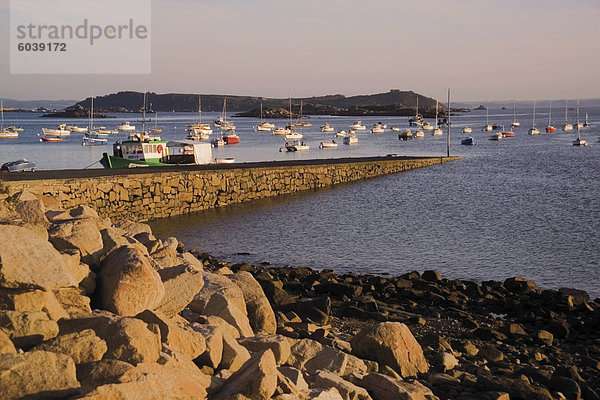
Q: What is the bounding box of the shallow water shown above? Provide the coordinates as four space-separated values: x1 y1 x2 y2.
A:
148 107 600 300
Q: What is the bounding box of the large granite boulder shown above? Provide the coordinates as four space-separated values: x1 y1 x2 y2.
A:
0 350 79 399
220 330 251 372
350 322 428 377
33 328 107 364
0 288 69 321
312 370 372 400
0 329 16 354
360 373 436 400
76 359 136 394
190 272 248 317
49 219 104 266
9 190 49 227
0 225 77 290
212 349 278 400
239 334 291 365
287 338 348 376
59 311 161 365
98 245 165 316
136 310 206 360
154 255 205 317
0 310 59 348
79 361 209 399
191 323 224 369
230 271 277 334
150 237 180 269
202 292 254 337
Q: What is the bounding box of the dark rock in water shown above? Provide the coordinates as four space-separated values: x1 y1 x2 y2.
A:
422 270 442 282
504 277 537 294
559 288 590 306
474 105 487 110
394 278 412 289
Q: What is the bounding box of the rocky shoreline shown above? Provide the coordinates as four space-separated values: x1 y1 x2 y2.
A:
0 191 599 399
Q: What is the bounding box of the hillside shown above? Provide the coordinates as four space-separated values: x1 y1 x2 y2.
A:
69 90 444 116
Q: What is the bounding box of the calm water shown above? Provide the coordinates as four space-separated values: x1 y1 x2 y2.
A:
3 107 599 299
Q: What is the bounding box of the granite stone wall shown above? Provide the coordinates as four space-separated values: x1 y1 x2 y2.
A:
4 157 459 222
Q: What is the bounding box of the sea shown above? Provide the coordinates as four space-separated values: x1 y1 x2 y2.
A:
2 106 599 299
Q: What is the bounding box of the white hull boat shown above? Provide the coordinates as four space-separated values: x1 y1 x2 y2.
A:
272 127 289 135
68 126 88 133
343 135 358 145
117 122 136 131
489 132 503 140
257 122 274 131
371 126 385 134
319 141 338 149
42 123 71 136
320 123 334 132
285 133 303 140
349 121 366 130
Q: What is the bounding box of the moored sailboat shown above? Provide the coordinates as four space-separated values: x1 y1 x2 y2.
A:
0 101 19 138
528 100 540 135
572 99 587 146
511 96 520 127
563 99 573 131
432 101 443 136
256 102 275 131
546 100 556 132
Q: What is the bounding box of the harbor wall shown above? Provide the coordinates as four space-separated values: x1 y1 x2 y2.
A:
3 157 460 222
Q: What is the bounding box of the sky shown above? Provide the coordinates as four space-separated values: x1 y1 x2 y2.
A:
1 0 599 102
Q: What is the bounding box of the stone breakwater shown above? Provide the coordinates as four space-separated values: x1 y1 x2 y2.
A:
1 192 599 399
2 156 459 222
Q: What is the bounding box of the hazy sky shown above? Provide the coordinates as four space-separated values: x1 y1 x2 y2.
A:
1 0 599 102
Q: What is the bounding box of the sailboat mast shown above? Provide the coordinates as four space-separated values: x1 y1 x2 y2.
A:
198 95 202 123
142 92 147 133
447 89 450 157
513 96 516 123
548 100 552 125
90 97 93 131
532 100 536 127
288 89 292 127
577 99 581 140
1 100 4 130
565 99 568 123
260 102 263 124
435 101 438 128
